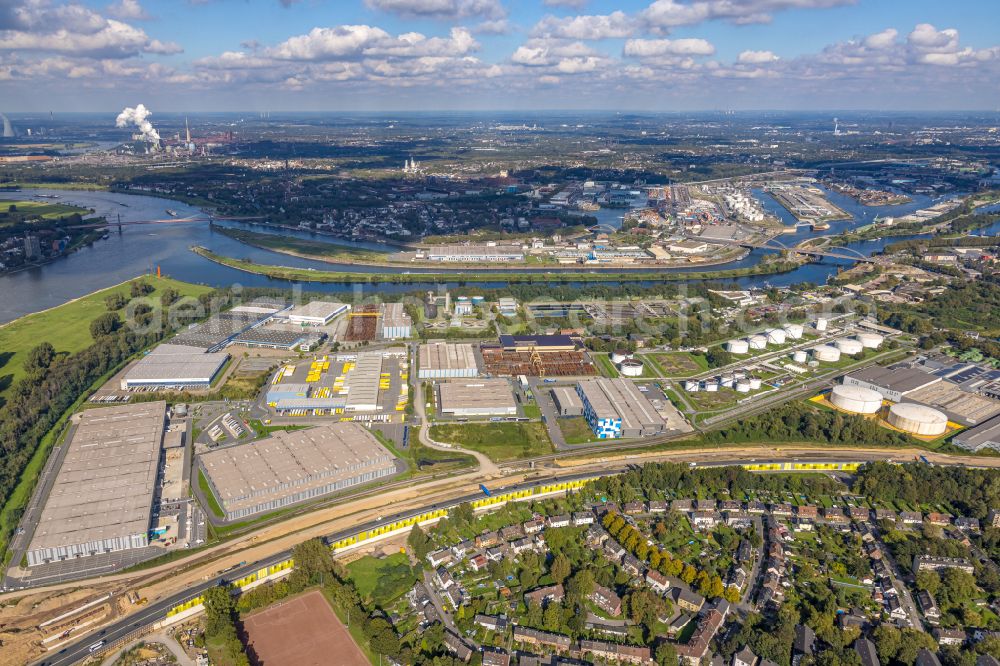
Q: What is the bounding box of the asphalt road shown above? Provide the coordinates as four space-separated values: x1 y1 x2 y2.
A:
30 451 929 666
32 469 601 666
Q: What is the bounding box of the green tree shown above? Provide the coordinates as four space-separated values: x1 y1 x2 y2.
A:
915 570 941 596
23 342 56 376
89 312 121 339
161 287 180 306
407 524 431 560
551 553 571 585
543 602 563 632
566 569 595 601
872 625 902 665
105 293 127 311
655 642 678 666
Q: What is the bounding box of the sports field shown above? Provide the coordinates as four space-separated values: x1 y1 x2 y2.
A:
243 589 368 666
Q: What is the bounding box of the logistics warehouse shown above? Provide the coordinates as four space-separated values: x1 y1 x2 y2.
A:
26 402 168 567
197 422 399 521
121 344 230 390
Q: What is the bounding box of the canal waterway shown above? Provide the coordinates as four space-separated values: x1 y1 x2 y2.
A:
0 186 995 324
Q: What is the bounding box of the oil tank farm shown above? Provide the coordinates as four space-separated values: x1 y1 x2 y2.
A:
610 350 630 364
748 335 768 350
830 385 884 414
726 339 750 354
783 324 804 339
766 328 787 345
835 338 864 355
887 403 948 436
811 345 841 362
619 359 644 377
855 333 884 349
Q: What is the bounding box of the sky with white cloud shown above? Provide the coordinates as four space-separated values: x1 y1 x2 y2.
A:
1 0 998 111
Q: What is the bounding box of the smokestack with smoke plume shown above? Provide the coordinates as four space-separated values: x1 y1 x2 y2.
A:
115 104 160 144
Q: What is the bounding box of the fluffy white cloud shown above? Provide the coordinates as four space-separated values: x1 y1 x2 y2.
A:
815 23 999 69
624 37 715 57
862 28 896 50
364 0 505 20
510 39 596 66
472 19 510 35
106 0 150 20
642 0 855 32
508 38 609 76
266 25 390 60
907 23 958 51
0 18 180 58
531 11 634 40
0 1 177 58
737 49 779 63
265 25 477 61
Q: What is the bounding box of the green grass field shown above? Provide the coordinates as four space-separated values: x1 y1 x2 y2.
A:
593 353 621 378
557 416 602 445
429 422 553 461
199 469 225 519
346 553 417 606
0 276 212 404
0 199 90 225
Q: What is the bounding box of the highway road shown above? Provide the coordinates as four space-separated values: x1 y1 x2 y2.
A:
28 443 1000 665
32 469 602 666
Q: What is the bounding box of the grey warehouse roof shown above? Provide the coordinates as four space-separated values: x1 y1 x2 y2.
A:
124 344 230 385
28 402 166 552
846 365 939 394
198 422 396 515
419 343 478 371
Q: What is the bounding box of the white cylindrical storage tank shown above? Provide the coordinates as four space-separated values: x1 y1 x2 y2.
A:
784 324 804 339
792 350 808 363
734 371 746 380
748 335 768 350
811 345 841 362
704 381 719 392
887 403 948 436
835 338 864 355
830 385 883 414
856 333 884 349
749 377 762 390
610 350 628 364
620 359 643 377
766 328 787 345
726 339 750 354
815 318 828 332
684 380 700 392
720 374 735 388
736 380 751 393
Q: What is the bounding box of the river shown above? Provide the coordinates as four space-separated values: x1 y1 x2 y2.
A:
0 186 995 324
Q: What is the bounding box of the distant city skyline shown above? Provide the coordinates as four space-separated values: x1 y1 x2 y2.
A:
1 0 999 112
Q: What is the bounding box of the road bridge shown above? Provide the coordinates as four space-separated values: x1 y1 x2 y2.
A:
686 233 876 264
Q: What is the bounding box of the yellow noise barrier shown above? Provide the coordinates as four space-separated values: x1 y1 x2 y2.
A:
166 463 862 616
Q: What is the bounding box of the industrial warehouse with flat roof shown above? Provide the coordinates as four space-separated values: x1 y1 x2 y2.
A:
197 423 399 521
26 402 167 567
418 343 479 378
121 344 230 390
577 378 666 439
438 379 517 416
285 300 349 326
